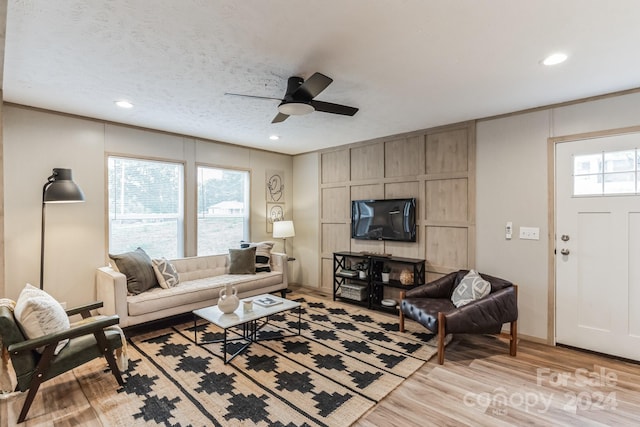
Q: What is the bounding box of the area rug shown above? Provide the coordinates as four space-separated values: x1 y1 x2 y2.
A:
74 295 440 426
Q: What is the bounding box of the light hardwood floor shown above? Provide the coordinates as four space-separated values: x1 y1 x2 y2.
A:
2 289 639 426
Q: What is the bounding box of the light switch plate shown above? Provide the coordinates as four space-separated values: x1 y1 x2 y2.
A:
519 226 540 240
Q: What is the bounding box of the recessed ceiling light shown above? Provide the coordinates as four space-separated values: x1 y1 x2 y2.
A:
115 100 133 109
542 53 568 66
269 135 280 141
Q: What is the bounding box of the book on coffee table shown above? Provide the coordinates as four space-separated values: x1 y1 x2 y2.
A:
254 296 283 307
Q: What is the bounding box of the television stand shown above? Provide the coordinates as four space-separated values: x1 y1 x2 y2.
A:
333 251 425 312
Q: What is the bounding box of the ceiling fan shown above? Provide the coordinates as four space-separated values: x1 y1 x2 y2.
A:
225 72 358 123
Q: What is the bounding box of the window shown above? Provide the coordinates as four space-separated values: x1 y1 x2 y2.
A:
108 156 184 258
573 149 640 196
197 166 249 255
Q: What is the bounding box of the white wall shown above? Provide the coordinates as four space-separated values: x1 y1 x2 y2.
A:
476 110 551 339
4 108 105 307
2 106 292 307
477 91 640 341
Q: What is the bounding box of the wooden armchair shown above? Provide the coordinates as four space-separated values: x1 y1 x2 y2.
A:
400 270 518 364
0 301 124 423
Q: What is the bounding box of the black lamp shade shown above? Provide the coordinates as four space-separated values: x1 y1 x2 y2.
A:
40 168 85 290
44 168 85 203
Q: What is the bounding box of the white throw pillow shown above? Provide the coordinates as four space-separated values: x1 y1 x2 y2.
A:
14 284 70 354
240 241 275 272
152 258 180 289
451 270 491 308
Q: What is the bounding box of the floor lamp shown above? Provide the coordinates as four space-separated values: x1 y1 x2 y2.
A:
273 220 295 259
40 168 85 290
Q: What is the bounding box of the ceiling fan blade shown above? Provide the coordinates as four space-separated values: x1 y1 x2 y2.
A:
294 72 333 100
271 112 289 123
310 100 358 116
225 92 282 101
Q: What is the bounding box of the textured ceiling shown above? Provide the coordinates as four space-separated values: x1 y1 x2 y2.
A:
4 1 640 155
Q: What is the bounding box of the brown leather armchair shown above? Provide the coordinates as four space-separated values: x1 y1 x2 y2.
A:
399 270 518 364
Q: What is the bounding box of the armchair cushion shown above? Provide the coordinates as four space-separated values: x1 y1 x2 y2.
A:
14 284 70 355
405 271 458 299
401 298 455 332
445 286 518 334
451 269 491 308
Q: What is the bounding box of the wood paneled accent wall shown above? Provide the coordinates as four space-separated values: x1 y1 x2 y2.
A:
318 122 476 294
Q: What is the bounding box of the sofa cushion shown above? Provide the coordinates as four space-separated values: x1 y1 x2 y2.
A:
152 258 180 289
172 255 228 282
451 269 491 308
127 271 283 316
110 247 159 295
229 247 256 274
240 241 275 272
14 284 70 354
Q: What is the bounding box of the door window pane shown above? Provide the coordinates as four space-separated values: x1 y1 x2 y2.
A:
574 154 602 175
573 149 640 196
574 174 602 196
197 166 249 255
604 172 635 194
604 150 635 173
108 157 184 258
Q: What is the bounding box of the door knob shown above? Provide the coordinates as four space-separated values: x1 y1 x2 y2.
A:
561 235 570 242
560 249 570 255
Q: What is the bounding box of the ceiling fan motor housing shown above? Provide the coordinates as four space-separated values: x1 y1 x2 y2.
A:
285 76 306 101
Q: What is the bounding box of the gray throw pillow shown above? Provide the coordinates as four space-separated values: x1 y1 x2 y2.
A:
451 269 491 308
229 247 257 274
109 247 159 295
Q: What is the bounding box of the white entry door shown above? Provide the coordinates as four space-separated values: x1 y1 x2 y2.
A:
556 133 640 360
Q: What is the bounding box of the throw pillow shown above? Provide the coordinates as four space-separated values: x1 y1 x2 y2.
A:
14 284 70 354
229 247 257 274
451 270 491 308
240 241 275 272
152 258 180 289
109 247 159 295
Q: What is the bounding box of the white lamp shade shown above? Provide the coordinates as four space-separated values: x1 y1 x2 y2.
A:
273 220 295 238
278 102 314 116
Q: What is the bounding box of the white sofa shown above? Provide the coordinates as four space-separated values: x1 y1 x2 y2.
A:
96 252 288 327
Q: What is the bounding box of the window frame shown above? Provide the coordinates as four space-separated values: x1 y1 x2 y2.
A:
106 154 186 258
195 162 251 256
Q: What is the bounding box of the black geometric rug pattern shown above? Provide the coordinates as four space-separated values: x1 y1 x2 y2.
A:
73 295 439 426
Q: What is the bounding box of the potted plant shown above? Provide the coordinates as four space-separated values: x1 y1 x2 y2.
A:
381 264 391 283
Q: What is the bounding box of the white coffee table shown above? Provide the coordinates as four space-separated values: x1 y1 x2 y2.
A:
192 294 301 364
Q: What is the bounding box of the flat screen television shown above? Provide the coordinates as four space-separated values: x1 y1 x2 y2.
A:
351 198 416 242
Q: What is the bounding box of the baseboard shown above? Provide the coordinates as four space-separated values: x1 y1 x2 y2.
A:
293 284 332 297
517 333 549 344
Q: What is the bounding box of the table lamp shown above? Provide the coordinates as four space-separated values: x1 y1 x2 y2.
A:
272 220 295 256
